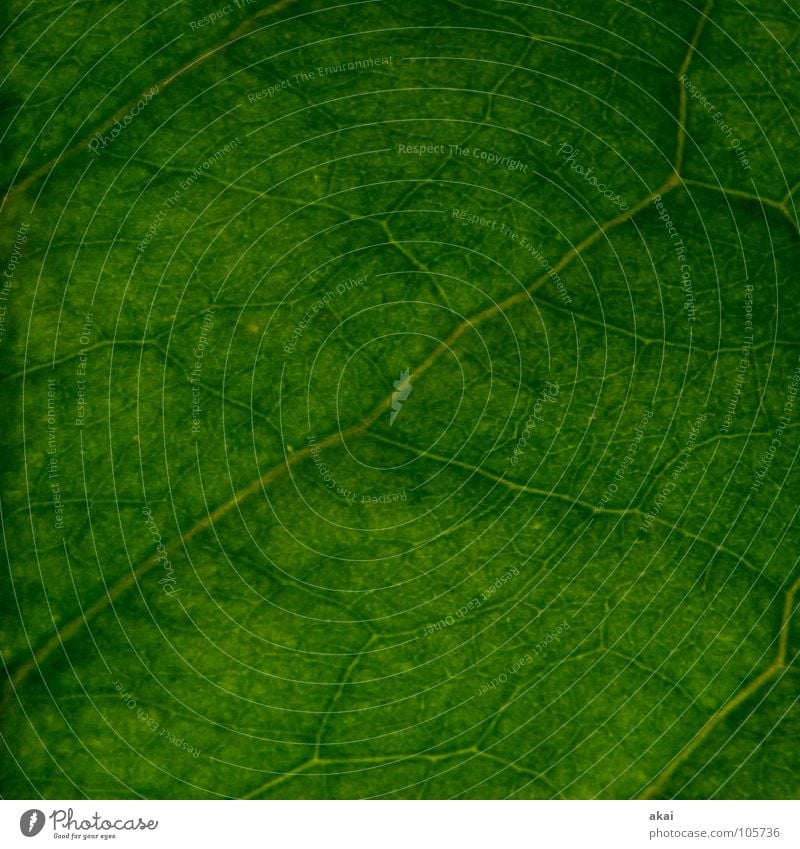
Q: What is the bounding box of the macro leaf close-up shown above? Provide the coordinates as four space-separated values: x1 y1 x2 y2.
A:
1 0 799 801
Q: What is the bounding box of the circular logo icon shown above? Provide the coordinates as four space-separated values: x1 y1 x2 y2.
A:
19 809 45 837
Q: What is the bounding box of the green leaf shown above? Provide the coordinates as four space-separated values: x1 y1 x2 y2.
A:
2 0 799 800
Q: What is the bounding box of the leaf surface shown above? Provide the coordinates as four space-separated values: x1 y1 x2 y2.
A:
1 0 799 799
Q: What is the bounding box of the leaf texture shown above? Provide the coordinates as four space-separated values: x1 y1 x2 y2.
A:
1 0 799 799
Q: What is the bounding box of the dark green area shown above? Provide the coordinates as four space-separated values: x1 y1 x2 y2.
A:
1 0 799 799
